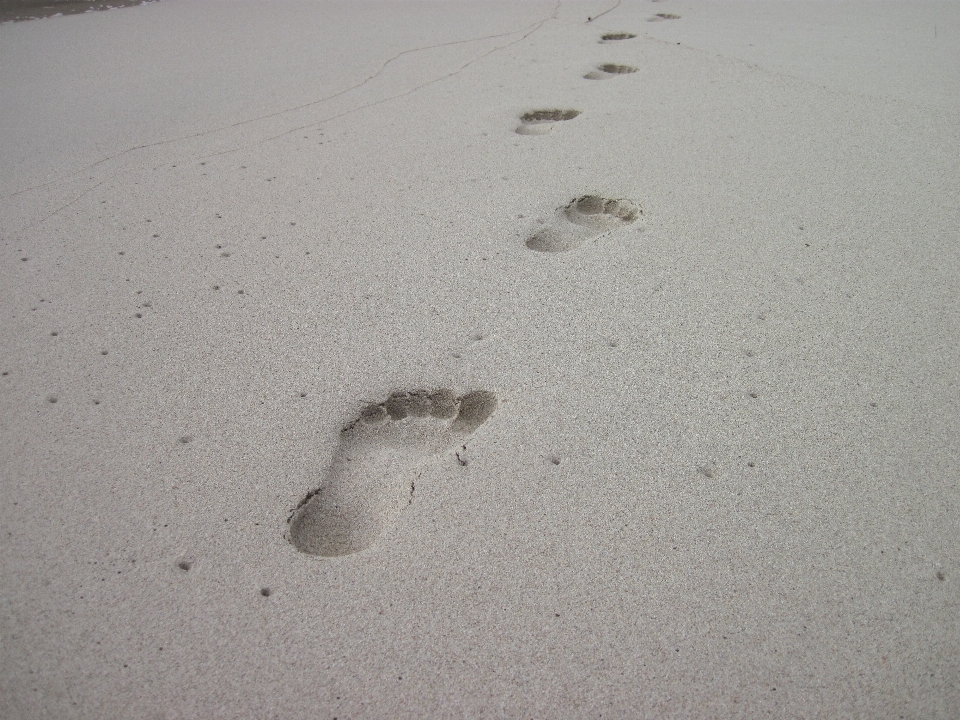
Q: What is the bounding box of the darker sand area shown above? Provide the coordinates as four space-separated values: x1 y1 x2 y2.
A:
1 1 958 718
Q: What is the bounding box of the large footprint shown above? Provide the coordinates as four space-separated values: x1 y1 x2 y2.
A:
288 389 498 556
526 195 642 253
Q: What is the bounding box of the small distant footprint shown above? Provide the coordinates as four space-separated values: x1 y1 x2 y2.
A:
526 195 642 253
648 13 681 22
516 109 581 136
288 389 498 557
599 32 637 43
584 64 639 80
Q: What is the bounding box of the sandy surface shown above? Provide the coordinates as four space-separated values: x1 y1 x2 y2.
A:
1 1 958 717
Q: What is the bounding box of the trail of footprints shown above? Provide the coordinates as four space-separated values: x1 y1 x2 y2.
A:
285 29 649 556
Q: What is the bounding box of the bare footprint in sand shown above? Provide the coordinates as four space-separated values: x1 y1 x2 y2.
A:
288 389 497 557
599 32 637 43
648 13 681 22
526 195 642 253
516 109 581 136
584 63 639 80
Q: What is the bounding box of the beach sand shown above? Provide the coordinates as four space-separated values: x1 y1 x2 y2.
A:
1 1 958 717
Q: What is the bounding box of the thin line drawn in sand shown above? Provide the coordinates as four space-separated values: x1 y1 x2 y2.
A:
288 389 498 557
5 2 563 231
584 63 639 80
515 108 581 136
526 195 642 253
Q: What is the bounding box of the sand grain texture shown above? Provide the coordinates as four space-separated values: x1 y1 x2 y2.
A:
1 1 959 718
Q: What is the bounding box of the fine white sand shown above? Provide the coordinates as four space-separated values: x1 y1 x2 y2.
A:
2 1 958 717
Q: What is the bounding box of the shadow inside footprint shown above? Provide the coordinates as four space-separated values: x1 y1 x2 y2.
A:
584 63 639 80
600 32 637 42
526 195 642 253
288 389 498 557
516 109 581 135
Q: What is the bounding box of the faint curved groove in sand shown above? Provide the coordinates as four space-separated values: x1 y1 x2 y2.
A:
24 180 107 234
2 2 561 207
288 389 498 557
